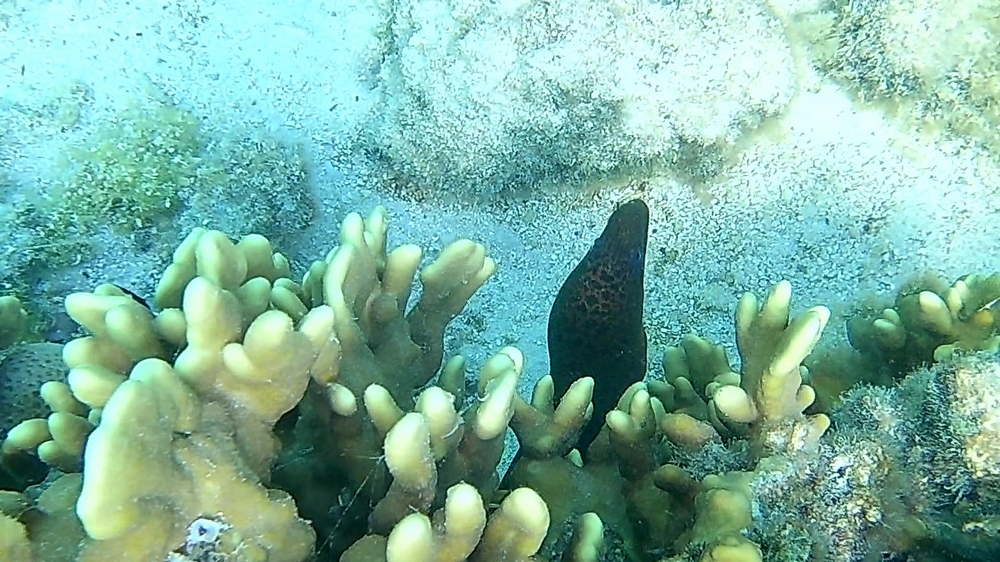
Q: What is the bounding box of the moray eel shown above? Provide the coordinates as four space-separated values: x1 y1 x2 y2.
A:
548 198 649 454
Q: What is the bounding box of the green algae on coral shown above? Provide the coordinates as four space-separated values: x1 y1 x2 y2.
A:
188 131 315 238
46 90 314 240
51 99 202 234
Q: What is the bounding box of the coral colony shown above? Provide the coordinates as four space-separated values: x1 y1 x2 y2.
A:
2 203 1000 561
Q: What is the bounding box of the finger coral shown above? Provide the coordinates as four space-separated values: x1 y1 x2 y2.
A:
1 205 500 561
848 272 1000 377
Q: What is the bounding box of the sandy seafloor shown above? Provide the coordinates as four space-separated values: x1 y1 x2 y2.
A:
1 0 999 417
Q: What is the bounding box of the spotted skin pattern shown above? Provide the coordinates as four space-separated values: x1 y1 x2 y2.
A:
547 199 649 455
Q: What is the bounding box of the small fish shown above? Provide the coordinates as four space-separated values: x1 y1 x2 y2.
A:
547 198 649 455
114 284 152 311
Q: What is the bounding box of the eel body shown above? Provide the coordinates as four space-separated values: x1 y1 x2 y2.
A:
547 198 649 454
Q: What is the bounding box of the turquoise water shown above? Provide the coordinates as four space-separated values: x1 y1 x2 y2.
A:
1 0 999 560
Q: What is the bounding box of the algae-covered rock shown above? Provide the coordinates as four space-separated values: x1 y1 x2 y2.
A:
831 352 1000 561
806 0 1000 155
364 0 796 199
